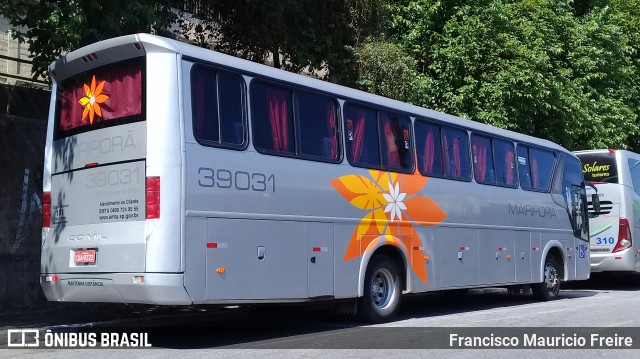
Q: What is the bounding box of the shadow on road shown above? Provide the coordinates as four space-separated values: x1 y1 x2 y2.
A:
3 279 636 349
564 272 640 291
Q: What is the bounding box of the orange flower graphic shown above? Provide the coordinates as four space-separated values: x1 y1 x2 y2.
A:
331 170 446 283
78 75 109 124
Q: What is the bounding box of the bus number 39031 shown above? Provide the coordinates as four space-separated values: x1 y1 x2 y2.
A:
197 167 275 193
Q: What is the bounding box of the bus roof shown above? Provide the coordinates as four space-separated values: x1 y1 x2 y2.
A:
51 33 570 155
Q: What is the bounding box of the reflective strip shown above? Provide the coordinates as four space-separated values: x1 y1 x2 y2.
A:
206 242 228 249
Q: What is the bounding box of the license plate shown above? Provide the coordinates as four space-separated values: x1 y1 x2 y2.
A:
74 250 96 264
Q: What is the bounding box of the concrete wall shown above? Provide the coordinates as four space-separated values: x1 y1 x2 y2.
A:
0 84 50 312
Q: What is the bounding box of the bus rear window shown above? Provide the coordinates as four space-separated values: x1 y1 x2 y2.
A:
576 153 618 183
56 58 144 139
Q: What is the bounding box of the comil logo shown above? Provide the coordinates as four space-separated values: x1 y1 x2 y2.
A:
7 329 40 347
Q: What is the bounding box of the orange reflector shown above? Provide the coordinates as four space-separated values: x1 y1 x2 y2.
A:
216 268 225 274
506 255 511 260
424 255 430 261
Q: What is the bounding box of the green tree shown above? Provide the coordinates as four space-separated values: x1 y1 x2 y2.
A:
609 0 640 151
183 0 384 84
381 0 637 150
355 37 428 103
0 0 175 81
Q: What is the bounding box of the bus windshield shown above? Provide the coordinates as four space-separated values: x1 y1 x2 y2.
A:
577 152 618 183
55 57 144 139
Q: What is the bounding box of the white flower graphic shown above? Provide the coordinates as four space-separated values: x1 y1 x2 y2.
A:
383 181 407 222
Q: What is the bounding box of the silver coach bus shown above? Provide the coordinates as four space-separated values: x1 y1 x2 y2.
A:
575 149 640 273
41 34 590 323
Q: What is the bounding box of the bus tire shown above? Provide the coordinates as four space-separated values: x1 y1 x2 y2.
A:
358 255 401 323
532 256 561 301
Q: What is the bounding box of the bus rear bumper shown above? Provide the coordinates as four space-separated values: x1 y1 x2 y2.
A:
40 273 192 305
590 252 637 272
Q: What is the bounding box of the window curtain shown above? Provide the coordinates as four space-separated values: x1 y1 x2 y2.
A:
351 113 366 162
59 62 142 131
326 103 337 158
505 150 515 184
531 156 539 189
383 118 400 167
453 137 461 177
267 87 290 152
472 139 488 181
423 130 435 173
443 135 450 176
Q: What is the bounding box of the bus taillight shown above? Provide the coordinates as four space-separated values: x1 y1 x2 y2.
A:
146 177 160 219
43 191 51 228
613 218 632 253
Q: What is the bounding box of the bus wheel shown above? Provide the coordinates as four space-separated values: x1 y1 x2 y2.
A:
532 256 560 301
358 255 401 323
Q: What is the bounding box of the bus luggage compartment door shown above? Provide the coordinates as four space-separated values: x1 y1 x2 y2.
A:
204 218 308 300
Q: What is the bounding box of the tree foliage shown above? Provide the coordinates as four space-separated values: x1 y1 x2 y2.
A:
2 0 639 151
375 0 639 150
354 38 429 103
0 0 175 80
180 0 384 83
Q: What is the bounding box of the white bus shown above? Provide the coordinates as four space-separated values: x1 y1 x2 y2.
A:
41 34 591 323
575 149 640 273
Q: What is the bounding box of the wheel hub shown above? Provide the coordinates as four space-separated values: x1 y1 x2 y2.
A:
544 263 558 291
370 268 394 309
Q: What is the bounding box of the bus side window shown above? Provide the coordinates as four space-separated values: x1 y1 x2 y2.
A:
442 127 471 180
191 66 246 148
530 148 555 191
628 159 640 196
218 72 245 146
493 138 516 186
251 82 295 154
192 66 220 143
518 145 532 190
295 91 339 160
415 120 444 177
344 103 380 168
517 145 555 192
471 134 495 184
379 112 413 171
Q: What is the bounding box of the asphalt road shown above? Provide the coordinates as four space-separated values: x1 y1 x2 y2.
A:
2 273 640 358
